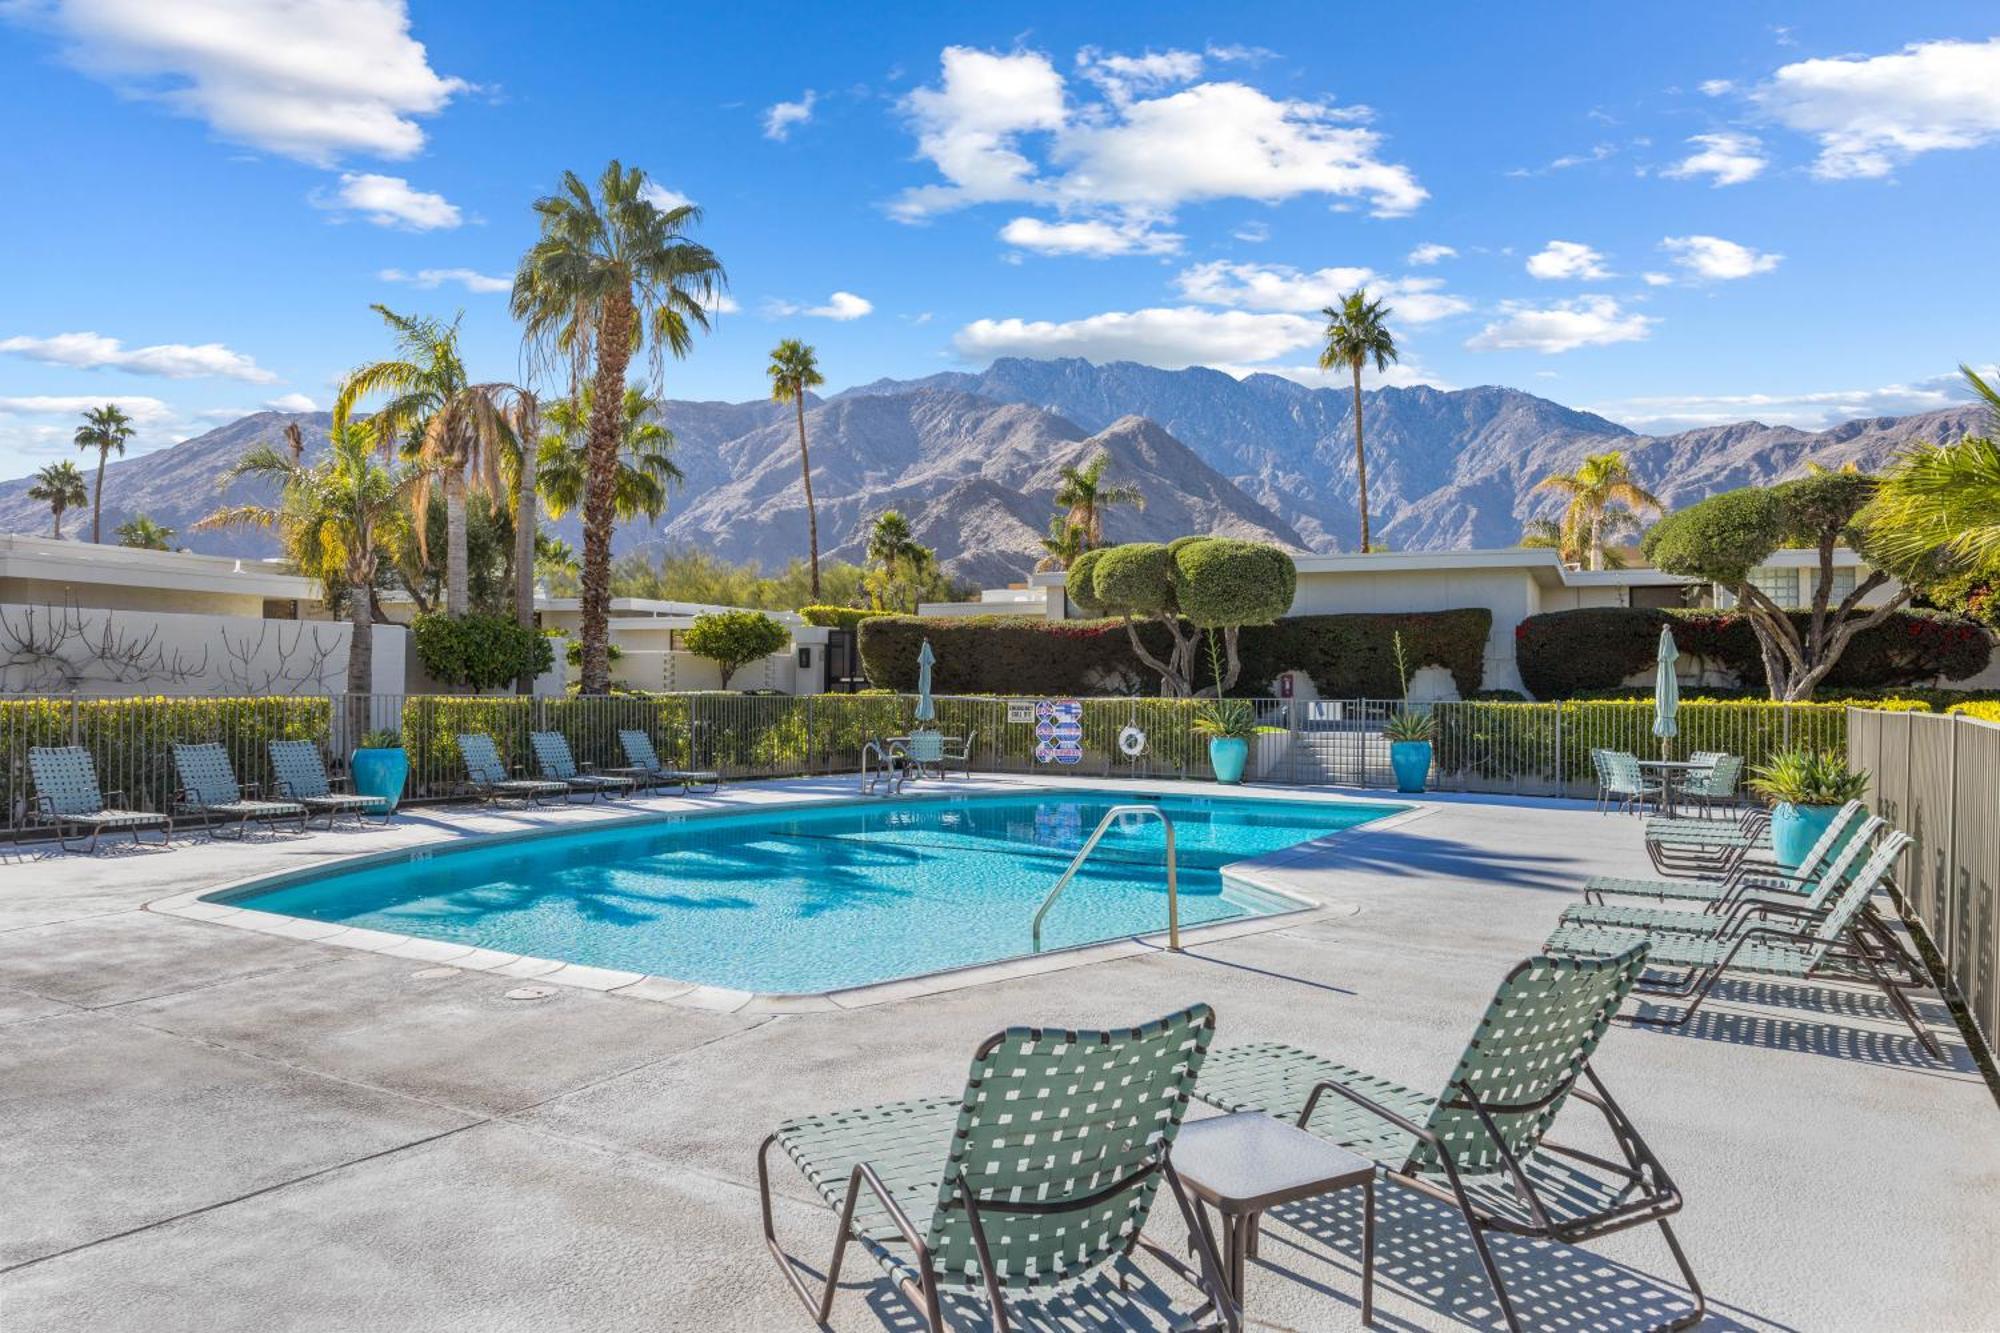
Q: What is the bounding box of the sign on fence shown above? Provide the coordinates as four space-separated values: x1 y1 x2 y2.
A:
1006 700 1035 725
1033 697 1084 765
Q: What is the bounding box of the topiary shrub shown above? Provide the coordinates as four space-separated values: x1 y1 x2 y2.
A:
683 611 789 690
798 605 888 632
412 613 556 691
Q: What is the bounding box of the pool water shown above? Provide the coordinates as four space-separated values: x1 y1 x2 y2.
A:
217 791 1401 993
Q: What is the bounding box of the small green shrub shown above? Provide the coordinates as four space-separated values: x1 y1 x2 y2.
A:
413 613 555 691
1384 709 1437 742
358 729 403 749
1747 749 1869 806
1190 698 1257 740
683 611 789 689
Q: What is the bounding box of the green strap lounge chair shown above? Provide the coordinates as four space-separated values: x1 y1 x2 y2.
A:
1190 949 1702 1333
940 730 977 778
1590 801 1865 909
268 740 384 829
457 733 568 806
28 746 171 853
528 731 633 803
1546 832 1940 1057
1592 749 1662 816
758 1004 1236 1332
171 742 307 840
615 729 719 793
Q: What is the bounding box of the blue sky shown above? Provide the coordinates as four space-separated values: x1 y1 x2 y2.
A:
2 1 1997 475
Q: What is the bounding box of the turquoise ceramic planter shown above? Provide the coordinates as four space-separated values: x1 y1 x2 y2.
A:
1208 737 1249 784
1390 740 1433 794
350 747 409 814
1771 802 1844 874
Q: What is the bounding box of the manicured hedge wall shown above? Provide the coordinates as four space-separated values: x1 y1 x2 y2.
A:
1516 606 1991 699
798 605 890 632
858 608 1491 698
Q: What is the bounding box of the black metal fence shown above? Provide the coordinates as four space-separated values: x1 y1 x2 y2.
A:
1847 707 2000 1057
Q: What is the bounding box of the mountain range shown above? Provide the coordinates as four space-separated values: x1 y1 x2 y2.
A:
0 358 1984 584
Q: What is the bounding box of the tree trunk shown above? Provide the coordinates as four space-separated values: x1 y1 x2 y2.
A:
796 396 820 599
444 471 469 617
91 450 106 544
1588 507 1604 571
346 572 374 697
1350 364 1370 553
513 396 540 694
577 288 636 695
50 506 61 539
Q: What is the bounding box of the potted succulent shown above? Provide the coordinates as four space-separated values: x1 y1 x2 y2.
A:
350 728 409 814
1384 708 1436 793
1747 748 1869 872
1191 698 1258 784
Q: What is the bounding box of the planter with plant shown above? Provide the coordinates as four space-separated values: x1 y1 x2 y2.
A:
351 728 409 814
1191 698 1258 784
1382 631 1436 793
1747 748 1869 872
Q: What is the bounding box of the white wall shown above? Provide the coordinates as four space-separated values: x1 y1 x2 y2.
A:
609 649 800 693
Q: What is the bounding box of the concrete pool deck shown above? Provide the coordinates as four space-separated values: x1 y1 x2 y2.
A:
2 776 1995 1331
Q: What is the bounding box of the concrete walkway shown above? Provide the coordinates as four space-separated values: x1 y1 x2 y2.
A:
1 779 1994 1331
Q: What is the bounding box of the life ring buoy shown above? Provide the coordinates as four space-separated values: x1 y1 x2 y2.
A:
1117 724 1148 757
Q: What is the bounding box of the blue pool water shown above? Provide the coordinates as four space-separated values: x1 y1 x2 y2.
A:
216 791 1401 993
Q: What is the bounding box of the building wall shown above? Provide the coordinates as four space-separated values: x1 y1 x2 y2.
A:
610 649 800 693
1289 567 1538 695
0 576 270 618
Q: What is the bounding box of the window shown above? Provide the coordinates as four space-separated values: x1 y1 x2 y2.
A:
1746 566 1799 609
1824 566 1856 606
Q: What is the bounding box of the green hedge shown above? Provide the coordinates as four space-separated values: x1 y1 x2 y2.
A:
858 609 1491 698
1516 606 1991 699
798 605 890 632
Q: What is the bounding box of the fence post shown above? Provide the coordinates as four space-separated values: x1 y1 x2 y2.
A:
1553 704 1564 799
1944 714 1960 976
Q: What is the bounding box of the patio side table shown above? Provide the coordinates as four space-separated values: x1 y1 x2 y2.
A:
1170 1111 1376 1325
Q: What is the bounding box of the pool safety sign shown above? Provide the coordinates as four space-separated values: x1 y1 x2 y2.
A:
1006 700 1036 725
1033 698 1085 765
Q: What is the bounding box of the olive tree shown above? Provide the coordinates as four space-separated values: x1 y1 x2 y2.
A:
1643 472 1915 700
684 610 788 690
1068 537 1295 696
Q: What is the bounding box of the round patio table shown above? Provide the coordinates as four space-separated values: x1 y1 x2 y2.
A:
1637 759 1705 818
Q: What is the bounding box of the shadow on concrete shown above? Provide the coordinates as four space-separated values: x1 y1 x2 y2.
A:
1288 828 1594 893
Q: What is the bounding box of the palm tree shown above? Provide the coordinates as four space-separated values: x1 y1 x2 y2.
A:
197 422 406 696
26 461 88 538
864 509 934 611
1318 290 1399 552
1534 450 1662 571
333 306 519 619
511 160 725 694
538 386 684 524
766 340 824 597
1865 364 2000 573
1036 516 1087 572
1053 451 1144 548
115 515 175 550
74 403 136 543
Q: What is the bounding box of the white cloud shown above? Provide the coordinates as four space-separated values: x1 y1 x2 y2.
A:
378 266 509 293
998 216 1182 257
1699 79 1736 97
0 394 178 424
1232 220 1270 243
5 0 466 166
639 182 695 212
1173 261 1472 324
1661 131 1767 186
1641 271 1673 287
0 331 276 382
769 291 872 321
1525 240 1611 280
1466 296 1654 354
1406 242 1457 265
1591 370 1987 431
318 172 460 229
1754 38 2000 179
1660 234 1781 280
890 46 1424 225
705 293 741 316
264 392 318 412
953 307 1320 369
763 90 817 140
1075 46 1203 102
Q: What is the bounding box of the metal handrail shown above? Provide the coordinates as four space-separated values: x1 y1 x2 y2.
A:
1032 804 1179 954
859 740 904 796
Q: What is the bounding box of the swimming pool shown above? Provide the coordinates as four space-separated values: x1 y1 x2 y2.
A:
211 790 1403 993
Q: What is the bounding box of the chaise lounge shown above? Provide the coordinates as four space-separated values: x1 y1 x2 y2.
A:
615 729 720 793
457 732 570 806
171 742 308 840
27 745 172 854
529 731 634 803
269 740 385 829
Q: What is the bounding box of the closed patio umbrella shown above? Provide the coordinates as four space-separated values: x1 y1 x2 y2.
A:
914 638 936 724
1652 625 1680 758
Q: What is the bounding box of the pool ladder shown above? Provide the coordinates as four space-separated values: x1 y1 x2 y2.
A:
1032 805 1180 954
860 741 906 796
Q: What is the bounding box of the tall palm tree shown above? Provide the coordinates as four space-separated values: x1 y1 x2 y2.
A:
1318 290 1399 552
538 386 684 523
115 515 175 550
766 339 824 597
74 403 136 543
864 509 935 612
1534 450 1662 571
26 461 88 538
511 160 725 694
197 422 407 696
1053 451 1144 548
333 306 518 619
1035 516 1087 572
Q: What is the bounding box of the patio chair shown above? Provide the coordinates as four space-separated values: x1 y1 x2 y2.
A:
940 730 976 778
170 742 307 840
457 733 569 806
529 731 634 803
893 729 946 781
1546 832 1940 1057
758 1004 1236 1332
27 745 172 853
1593 749 1662 816
1676 754 1744 818
1596 801 1865 908
1191 947 1703 1332
268 740 384 829
616 729 720 793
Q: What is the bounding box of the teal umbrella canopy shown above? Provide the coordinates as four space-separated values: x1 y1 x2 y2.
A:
1652 626 1681 753
914 639 937 723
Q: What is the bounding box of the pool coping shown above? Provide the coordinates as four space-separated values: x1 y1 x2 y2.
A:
145 781 1434 1014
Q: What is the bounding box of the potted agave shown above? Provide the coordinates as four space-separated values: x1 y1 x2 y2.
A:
1384 708 1436 793
1748 749 1868 873
350 728 410 815
1192 698 1257 785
